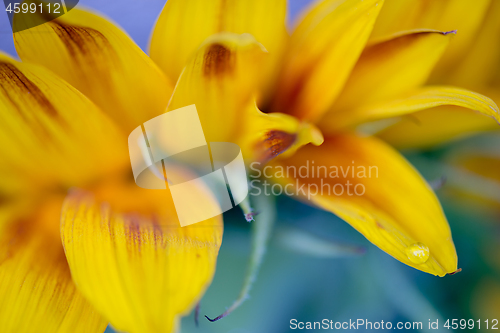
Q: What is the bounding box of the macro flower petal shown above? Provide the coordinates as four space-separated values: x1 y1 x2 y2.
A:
0 53 128 196
370 0 491 78
0 197 107 333
441 0 500 88
375 88 500 149
149 0 287 86
60 181 223 333
14 8 173 132
320 30 453 131
270 134 457 276
268 0 383 121
167 33 323 162
328 86 500 130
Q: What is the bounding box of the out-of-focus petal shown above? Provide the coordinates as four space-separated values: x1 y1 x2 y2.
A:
471 278 500 322
0 197 107 333
268 0 383 122
443 0 500 88
14 8 173 132
370 0 491 78
320 30 452 131
149 0 287 87
270 134 457 276
328 86 500 130
376 88 500 149
61 181 223 333
0 53 128 197
167 33 323 162
441 136 500 209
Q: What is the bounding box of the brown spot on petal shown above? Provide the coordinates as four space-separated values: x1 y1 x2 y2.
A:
0 62 59 118
203 44 234 77
256 130 297 163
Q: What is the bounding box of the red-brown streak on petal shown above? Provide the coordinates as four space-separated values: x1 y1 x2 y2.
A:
255 130 297 163
49 20 118 89
203 44 235 77
123 214 144 250
50 20 112 57
0 62 59 118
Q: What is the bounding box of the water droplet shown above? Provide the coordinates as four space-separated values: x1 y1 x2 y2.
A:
405 242 430 264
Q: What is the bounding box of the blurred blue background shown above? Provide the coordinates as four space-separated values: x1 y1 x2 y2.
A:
1 1 498 332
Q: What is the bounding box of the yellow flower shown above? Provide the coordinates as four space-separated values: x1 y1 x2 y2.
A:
1 1 499 333
148 0 498 277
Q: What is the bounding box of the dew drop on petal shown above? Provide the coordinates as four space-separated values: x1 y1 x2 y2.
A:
405 242 430 264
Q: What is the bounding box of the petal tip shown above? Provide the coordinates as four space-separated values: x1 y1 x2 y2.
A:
448 268 463 276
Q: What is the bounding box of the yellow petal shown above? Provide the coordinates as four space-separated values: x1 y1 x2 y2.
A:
0 53 128 196
320 30 453 131
270 133 457 276
328 86 500 130
61 181 223 333
370 0 491 78
0 197 107 333
167 33 323 162
375 88 500 149
149 0 287 86
268 0 383 121
14 7 173 132
443 0 500 88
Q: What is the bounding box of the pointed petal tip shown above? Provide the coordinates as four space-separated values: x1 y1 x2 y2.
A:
448 268 463 276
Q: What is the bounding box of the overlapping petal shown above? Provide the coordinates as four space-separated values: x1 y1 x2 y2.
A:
440 0 500 88
270 134 457 276
14 7 173 132
61 180 223 333
0 197 107 333
167 33 323 162
319 30 452 131
268 0 383 121
0 53 128 196
329 87 500 130
370 0 491 78
149 0 287 86
376 89 500 150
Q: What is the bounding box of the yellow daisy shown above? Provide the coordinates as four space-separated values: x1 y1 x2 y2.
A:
1 0 499 333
